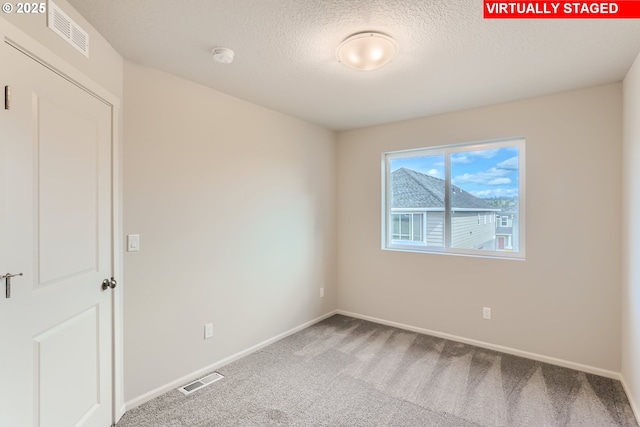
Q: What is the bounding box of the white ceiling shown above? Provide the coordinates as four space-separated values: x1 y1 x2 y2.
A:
67 0 640 131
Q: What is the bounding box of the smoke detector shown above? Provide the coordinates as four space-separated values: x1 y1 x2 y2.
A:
212 47 234 64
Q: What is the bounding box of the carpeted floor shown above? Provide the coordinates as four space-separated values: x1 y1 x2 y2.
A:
117 315 638 426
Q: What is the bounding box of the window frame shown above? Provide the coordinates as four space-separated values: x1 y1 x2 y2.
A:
382 137 526 260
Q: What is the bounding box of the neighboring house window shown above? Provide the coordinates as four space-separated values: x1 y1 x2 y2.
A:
391 213 423 242
383 138 525 259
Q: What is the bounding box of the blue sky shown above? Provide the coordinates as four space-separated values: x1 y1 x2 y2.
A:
390 147 520 198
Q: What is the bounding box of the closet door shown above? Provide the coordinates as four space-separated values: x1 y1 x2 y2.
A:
0 40 114 427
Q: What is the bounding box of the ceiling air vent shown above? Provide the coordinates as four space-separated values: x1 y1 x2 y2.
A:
178 372 224 396
47 1 89 57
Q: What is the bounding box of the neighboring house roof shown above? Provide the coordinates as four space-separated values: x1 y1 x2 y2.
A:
391 167 498 211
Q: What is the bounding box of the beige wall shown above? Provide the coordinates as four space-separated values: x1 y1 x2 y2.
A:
337 84 622 372
123 61 337 402
622 53 640 414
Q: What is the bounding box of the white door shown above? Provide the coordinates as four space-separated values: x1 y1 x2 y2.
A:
0 40 114 427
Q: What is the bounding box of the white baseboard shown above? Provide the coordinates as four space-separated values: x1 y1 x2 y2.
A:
621 375 640 422
124 308 630 416
124 310 338 411
336 310 621 380
117 404 126 424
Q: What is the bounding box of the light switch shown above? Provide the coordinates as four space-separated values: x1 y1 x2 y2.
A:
127 234 140 252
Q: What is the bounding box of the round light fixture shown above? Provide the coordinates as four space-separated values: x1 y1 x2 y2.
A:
212 47 235 64
336 32 399 71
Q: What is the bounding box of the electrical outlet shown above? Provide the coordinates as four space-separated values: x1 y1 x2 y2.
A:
483 307 492 320
320 287 324 298
204 323 213 339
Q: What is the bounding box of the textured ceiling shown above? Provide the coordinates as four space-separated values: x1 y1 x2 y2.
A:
67 0 640 130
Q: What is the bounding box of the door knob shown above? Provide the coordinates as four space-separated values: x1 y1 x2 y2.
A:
101 277 117 291
1 272 23 298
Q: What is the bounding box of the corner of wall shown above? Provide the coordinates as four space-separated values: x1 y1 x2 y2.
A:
621 50 640 421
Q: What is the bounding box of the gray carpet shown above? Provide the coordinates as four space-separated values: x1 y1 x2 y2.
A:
117 315 638 426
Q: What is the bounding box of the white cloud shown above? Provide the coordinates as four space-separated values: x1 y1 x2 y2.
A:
451 149 500 165
452 154 519 187
469 149 499 159
451 155 472 164
470 188 519 198
427 168 440 177
453 167 510 186
488 178 511 185
497 156 518 170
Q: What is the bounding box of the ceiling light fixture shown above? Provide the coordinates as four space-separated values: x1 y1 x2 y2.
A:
212 47 235 64
336 32 399 71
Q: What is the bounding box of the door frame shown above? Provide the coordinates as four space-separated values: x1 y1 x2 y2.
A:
0 17 124 424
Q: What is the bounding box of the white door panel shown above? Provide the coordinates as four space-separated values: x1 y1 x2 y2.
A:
37 94 100 284
0 40 113 427
35 306 101 427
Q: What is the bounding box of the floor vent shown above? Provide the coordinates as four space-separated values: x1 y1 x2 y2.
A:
47 1 89 57
178 372 224 395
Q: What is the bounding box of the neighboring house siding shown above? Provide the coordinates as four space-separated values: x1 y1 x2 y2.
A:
426 211 444 246
451 211 495 249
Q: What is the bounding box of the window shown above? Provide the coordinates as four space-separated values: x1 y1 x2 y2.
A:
383 138 525 259
391 213 423 242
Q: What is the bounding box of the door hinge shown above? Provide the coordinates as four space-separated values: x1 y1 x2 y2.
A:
4 85 9 110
